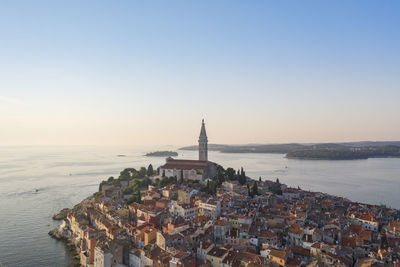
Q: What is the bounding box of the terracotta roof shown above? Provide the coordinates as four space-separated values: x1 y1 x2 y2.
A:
288 224 303 235
269 248 286 259
207 247 228 258
161 159 210 170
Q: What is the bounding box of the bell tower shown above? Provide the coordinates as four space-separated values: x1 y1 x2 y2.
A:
198 119 208 161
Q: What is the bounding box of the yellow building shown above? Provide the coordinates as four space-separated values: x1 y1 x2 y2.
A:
142 226 157 246
268 248 287 267
206 247 229 267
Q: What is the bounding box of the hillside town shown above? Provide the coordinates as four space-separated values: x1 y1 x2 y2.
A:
50 121 400 267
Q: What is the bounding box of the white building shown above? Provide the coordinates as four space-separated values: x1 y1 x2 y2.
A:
169 201 198 220
197 199 221 220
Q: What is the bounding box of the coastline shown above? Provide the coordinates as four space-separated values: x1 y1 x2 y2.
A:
48 197 95 267
48 172 398 267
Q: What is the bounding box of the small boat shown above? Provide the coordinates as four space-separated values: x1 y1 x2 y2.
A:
35 189 39 192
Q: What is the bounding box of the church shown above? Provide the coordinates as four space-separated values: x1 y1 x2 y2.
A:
159 120 217 183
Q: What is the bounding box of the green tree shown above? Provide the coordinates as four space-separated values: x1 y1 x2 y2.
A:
238 168 246 185
139 167 147 177
147 164 154 176
251 181 258 196
226 168 235 180
210 181 217 195
122 186 133 195
99 180 108 192
202 180 210 194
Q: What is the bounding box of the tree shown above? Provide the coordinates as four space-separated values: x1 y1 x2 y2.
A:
210 181 218 195
276 178 280 184
226 168 235 180
202 180 211 194
251 181 258 196
238 168 246 185
139 167 147 177
155 178 160 188
127 190 142 205
99 180 108 192
259 176 262 182
122 186 133 195
147 164 154 176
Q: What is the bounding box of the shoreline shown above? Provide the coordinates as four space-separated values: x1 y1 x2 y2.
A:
47 164 400 267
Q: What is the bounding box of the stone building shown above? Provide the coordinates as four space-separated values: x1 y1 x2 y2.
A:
159 119 216 183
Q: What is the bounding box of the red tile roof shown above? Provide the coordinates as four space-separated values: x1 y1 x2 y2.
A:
161 159 209 170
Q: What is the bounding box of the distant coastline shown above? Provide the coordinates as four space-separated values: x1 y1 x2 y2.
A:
145 151 178 157
180 141 400 160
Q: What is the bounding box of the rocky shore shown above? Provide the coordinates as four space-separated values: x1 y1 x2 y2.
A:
52 208 71 220
48 197 94 267
48 218 81 266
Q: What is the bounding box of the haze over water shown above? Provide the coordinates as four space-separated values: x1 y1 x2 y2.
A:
0 145 399 266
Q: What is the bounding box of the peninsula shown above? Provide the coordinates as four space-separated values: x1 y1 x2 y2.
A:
49 120 400 267
49 162 400 267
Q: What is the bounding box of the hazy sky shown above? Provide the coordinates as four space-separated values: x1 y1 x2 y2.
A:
1 1 399 146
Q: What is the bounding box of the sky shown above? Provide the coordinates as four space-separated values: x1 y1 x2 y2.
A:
0 1 399 146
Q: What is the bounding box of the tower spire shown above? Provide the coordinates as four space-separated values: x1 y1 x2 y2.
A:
199 119 208 161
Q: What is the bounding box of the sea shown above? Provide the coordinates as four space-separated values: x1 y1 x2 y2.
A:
0 145 400 267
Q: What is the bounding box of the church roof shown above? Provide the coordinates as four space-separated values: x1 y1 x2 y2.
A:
161 158 209 170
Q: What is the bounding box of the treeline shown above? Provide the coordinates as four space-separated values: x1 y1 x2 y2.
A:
201 165 246 194
97 164 156 204
96 164 189 204
180 143 400 159
286 146 400 160
201 165 260 197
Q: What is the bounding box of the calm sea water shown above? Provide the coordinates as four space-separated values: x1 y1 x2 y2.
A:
0 146 400 266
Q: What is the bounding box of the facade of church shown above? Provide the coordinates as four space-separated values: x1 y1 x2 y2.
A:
159 120 217 183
